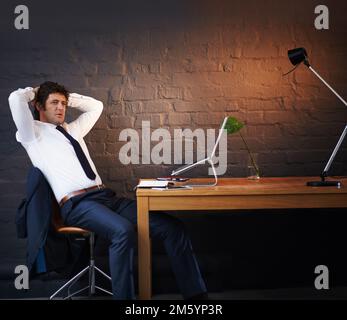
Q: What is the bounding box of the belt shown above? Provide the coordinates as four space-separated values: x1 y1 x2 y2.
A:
59 184 106 207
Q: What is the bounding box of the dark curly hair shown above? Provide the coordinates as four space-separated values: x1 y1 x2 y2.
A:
34 81 69 120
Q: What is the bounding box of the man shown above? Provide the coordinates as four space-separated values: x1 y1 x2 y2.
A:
8 81 207 300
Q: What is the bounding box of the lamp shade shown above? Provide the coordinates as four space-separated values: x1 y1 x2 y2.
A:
288 47 308 66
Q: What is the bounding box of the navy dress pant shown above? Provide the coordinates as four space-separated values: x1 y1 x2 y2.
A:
60 188 207 299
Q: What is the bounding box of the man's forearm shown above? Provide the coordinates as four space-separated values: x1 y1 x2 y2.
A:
67 93 103 138
68 93 103 113
8 87 36 143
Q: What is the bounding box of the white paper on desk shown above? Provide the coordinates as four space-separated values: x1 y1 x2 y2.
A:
137 180 169 188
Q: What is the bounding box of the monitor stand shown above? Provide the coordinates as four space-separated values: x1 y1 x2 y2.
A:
180 159 218 188
170 117 228 188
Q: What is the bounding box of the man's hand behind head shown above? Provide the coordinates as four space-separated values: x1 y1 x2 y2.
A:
30 86 39 108
33 86 39 96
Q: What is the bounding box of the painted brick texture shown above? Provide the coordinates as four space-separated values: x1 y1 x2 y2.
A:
0 0 346 268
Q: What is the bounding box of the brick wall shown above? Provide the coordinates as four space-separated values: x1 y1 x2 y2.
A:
0 0 346 278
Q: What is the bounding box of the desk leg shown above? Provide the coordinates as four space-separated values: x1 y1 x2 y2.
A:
137 196 151 300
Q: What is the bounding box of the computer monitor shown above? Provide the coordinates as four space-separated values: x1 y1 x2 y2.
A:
171 116 229 186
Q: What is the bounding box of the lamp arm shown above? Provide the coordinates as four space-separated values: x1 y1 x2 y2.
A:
321 124 347 180
306 65 347 181
308 66 347 107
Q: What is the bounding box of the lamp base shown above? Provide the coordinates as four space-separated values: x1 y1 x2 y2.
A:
306 180 341 187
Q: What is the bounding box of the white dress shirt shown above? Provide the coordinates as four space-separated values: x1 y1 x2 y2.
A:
8 87 104 203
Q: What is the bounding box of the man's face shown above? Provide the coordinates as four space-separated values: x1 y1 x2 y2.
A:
38 93 67 125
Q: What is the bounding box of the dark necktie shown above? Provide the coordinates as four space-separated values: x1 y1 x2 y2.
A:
56 125 96 180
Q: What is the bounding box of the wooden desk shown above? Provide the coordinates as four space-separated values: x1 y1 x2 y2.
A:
136 176 347 299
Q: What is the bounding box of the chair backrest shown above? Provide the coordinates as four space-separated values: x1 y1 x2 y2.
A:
51 199 64 230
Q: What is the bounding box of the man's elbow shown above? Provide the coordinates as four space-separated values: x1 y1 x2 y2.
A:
96 100 104 114
8 91 20 108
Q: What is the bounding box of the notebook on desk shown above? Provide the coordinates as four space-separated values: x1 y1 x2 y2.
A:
136 180 170 188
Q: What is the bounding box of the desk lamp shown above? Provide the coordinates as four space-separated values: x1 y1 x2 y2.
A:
287 47 347 187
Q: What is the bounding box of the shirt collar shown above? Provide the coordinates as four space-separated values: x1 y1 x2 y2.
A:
35 120 67 129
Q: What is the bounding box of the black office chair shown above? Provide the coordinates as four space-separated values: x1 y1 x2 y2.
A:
49 201 113 299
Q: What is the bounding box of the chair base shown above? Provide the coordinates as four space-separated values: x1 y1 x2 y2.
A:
49 260 112 300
